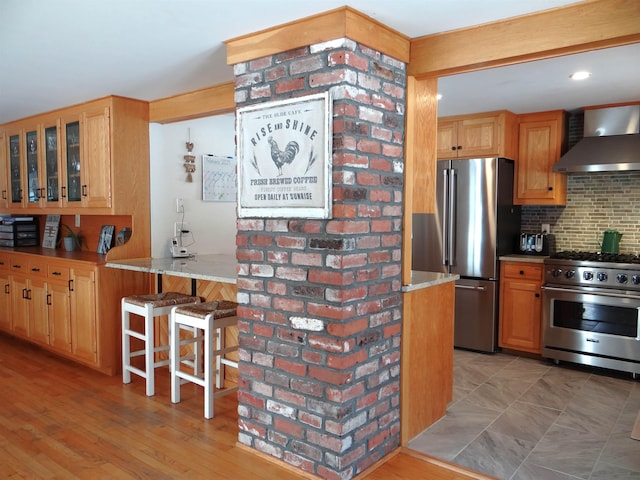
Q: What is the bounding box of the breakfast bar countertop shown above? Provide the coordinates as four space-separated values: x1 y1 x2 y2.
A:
106 254 237 284
401 270 459 292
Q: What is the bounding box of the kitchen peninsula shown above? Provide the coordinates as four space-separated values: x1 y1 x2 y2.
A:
401 271 459 443
106 254 239 382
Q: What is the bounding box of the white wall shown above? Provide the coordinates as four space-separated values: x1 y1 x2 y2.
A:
149 114 236 257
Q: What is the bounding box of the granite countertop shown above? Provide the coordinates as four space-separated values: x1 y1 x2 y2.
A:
401 271 459 292
499 254 548 264
106 253 237 283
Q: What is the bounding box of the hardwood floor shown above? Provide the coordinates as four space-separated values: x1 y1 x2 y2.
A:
0 332 492 479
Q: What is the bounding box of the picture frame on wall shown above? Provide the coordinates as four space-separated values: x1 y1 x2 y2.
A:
236 91 333 219
97 225 115 254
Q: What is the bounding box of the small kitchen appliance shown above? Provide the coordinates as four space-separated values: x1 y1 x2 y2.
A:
601 229 623 254
518 233 554 256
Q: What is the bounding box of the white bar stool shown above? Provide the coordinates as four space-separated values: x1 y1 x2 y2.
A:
170 300 239 419
122 292 201 396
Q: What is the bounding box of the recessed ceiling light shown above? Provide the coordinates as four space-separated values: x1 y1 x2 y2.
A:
570 71 591 81
436 93 443 100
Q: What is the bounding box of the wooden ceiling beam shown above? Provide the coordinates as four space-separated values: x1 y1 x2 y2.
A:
409 0 640 78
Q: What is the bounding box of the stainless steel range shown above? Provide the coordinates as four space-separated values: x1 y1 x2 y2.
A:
542 251 640 378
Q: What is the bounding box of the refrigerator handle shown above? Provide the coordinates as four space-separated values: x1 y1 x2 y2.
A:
449 168 457 266
441 168 449 265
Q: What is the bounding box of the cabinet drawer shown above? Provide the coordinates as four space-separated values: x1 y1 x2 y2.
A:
48 263 70 282
9 257 28 274
502 263 543 281
27 259 48 278
0 253 10 271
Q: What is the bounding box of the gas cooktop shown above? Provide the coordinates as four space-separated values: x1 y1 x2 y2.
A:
550 251 640 264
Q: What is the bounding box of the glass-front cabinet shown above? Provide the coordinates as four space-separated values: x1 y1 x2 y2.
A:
64 119 82 205
43 123 61 206
0 131 7 210
25 129 40 206
8 130 24 208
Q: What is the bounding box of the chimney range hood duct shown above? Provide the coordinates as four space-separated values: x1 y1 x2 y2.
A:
552 105 640 173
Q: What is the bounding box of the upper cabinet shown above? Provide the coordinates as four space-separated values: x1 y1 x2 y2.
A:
1 96 149 216
437 110 518 160
0 131 7 210
514 110 567 205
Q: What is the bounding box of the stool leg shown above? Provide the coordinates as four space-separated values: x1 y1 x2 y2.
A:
122 304 131 385
170 308 181 405
204 315 214 419
145 304 155 397
215 326 223 389
193 326 202 377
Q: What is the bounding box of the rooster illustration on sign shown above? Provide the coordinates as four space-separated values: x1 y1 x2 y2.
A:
268 136 300 176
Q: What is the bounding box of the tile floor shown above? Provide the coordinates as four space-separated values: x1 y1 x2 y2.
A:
408 350 640 480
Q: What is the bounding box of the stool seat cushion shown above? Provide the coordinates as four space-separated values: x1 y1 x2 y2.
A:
124 292 200 308
174 300 238 320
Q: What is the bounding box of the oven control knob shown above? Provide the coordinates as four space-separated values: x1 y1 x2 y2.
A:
632 275 640 285
552 269 563 277
597 272 608 282
565 270 576 279
617 273 628 284
583 271 593 280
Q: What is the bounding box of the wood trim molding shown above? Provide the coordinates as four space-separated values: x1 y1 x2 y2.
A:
225 6 410 65
148 82 235 123
409 0 640 78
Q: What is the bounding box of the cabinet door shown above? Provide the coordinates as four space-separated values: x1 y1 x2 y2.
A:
0 130 8 210
436 121 459 158
28 277 49 345
11 275 29 337
62 117 82 206
0 270 11 331
515 111 566 205
25 128 43 207
458 116 500 158
70 266 97 364
7 130 24 208
499 278 542 353
43 122 62 208
81 107 112 208
48 280 71 353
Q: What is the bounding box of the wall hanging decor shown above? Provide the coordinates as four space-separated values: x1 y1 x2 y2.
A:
183 129 196 182
236 91 333 219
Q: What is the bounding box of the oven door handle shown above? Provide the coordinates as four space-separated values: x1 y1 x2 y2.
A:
541 285 640 300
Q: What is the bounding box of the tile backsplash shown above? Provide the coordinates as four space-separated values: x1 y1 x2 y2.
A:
521 171 640 254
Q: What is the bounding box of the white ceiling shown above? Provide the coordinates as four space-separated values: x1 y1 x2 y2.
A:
2 0 637 125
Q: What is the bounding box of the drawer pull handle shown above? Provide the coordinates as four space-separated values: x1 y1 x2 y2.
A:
31 267 40 272
519 270 524 275
52 271 62 276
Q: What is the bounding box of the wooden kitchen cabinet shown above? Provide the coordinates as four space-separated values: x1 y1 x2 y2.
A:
70 264 97 365
0 130 8 210
437 110 518 160
1 95 149 217
514 110 567 205
0 251 148 375
0 253 11 331
47 262 72 353
499 261 543 354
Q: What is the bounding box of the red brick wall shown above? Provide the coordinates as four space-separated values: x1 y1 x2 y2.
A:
234 39 406 479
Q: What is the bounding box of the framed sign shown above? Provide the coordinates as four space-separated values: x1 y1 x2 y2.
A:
236 92 333 218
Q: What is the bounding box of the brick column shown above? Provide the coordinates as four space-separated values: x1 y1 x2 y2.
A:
234 38 406 480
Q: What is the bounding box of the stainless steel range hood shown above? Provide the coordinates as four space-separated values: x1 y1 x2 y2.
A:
552 105 640 173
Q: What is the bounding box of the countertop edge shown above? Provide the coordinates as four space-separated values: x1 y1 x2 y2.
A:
499 254 548 264
402 271 460 292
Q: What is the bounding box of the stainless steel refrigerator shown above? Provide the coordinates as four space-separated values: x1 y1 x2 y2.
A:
412 157 520 352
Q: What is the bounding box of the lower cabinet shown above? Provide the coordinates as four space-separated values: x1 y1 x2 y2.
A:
499 261 543 354
70 265 97 365
0 252 148 375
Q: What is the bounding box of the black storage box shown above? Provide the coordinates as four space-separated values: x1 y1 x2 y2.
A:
0 221 40 247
